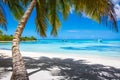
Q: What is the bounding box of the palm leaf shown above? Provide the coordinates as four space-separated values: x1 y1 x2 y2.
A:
35 0 47 37
0 3 7 30
58 0 70 20
19 0 31 7
73 0 118 31
3 0 24 20
47 0 61 36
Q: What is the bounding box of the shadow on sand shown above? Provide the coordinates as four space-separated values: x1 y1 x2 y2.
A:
0 56 120 80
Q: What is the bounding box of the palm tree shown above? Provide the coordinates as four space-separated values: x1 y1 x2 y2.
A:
0 0 27 79
11 0 71 79
5 0 117 80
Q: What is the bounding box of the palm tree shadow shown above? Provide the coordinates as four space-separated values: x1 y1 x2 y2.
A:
28 68 41 76
0 56 120 80
24 57 120 80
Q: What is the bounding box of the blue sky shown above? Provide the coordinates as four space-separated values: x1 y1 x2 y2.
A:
1 1 120 39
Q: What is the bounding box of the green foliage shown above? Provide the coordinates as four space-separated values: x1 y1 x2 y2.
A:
71 0 118 31
0 34 36 41
35 0 47 37
59 0 70 20
0 0 118 39
0 0 26 30
34 0 118 37
0 3 7 30
3 0 24 20
0 35 13 41
35 0 71 37
47 0 61 36
19 0 31 7
0 30 3 35
20 36 37 41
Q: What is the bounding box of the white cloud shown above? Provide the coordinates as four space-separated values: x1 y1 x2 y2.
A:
82 13 91 19
70 7 74 14
70 0 120 20
111 0 120 20
82 0 120 20
114 4 120 20
112 0 120 4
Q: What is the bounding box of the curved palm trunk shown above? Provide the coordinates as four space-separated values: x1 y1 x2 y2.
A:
11 0 36 80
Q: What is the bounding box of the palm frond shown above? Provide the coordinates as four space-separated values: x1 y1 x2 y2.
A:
47 0 61 36
19 0 31 7
0 3 7 30
35 0 47 37
3 0 24 20
58 0 70 20
72 0 118 31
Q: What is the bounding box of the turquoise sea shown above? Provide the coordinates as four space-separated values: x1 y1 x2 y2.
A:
0 39 120 58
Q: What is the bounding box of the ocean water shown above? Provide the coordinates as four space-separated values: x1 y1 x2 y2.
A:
0 39 120 58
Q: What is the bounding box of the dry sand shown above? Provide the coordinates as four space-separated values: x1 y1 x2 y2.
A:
0 49 120 68
0 49 120 80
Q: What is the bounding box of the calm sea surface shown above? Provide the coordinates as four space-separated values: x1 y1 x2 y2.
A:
0 39 120 58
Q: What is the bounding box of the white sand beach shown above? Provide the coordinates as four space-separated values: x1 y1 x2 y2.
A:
0 49 120 80
0 49 120 68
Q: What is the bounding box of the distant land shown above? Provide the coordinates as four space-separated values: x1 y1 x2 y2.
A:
0 30 36 41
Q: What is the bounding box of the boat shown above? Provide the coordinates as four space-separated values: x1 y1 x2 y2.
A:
98 39 102 43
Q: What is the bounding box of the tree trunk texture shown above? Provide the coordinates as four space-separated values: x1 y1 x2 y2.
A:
11 0 36 80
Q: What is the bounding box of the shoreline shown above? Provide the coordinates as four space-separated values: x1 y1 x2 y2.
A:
0 49 120 68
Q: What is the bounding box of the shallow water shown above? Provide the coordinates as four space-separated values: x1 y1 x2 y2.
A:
0 39 120 58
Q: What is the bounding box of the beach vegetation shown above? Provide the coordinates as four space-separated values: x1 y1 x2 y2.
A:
0 30 3 35
0 35 36 41
0 30 36 41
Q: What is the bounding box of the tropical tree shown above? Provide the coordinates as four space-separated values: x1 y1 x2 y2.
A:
0 0 26 79
2 0 118 80
10 0 71 79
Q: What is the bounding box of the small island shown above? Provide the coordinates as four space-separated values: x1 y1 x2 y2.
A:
0 30 36 41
